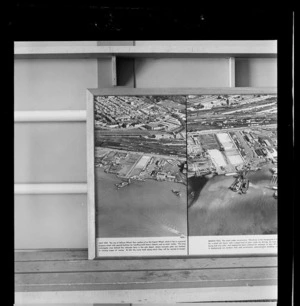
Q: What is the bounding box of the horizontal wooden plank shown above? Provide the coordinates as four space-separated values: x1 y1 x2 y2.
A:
88 87 277 96
14 110 87 122
14 42 277 59
15 279 277 292
15 53 277 60
14 184 87 195
15 250 88 261
15 267 278 284
16 41 98 47
15 256 277 273
14 85 277 122
14 304 94 306
15 267 277 291
134 303 277 306
14 249 277 263
14 286 278 303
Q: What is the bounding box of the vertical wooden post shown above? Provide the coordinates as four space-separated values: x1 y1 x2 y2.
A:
133 58 136 88
86 90 96 260
229 57 236 87
97 41 135 46
111 55 117 86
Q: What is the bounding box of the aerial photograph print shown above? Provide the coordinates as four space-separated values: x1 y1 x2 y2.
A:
94 95 188 239
187 94 278 236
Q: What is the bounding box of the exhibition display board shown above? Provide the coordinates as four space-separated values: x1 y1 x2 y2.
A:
86 88 277 259
15 41 279 303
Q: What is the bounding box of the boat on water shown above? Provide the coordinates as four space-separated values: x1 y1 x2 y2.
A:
229 171 249 194
115 181 130 189
240 179 249 194
230 177 241 192
115 182 128 189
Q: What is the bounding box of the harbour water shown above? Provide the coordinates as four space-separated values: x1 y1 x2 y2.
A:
188 165 277 236
95 168 187 238
95 164 277 238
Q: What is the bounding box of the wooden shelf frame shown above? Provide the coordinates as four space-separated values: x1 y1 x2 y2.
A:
14 41 277 59
15 249 277 303
14 43 278 303
14 87 277 123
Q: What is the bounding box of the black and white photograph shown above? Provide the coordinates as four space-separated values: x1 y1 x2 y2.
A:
89 91 278 257
94 95 188 240
13 12 292 300
187 94 278 237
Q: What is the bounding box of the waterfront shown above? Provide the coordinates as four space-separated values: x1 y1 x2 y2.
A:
188 165 277 236
93 94 277 238
95 168 187 238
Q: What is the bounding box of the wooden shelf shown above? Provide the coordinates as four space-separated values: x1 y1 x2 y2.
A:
14 42 278 303
15 249 277 303
14 41 277 59
14 110 87 122
14 183 87 195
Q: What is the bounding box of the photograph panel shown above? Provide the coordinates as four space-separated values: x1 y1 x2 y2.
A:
187 94 277 255
93 94 188 256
